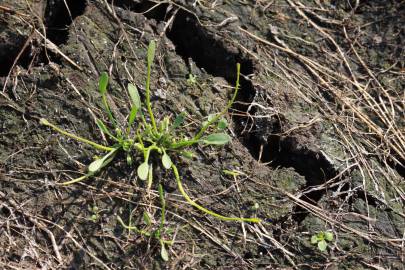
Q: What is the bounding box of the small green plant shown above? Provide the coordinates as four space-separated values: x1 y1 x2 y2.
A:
311 231 334 252
40 40 260 225
187 73 197 85
89 205 100 222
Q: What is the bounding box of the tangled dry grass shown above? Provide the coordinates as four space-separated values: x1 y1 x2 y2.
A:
0 0 403 269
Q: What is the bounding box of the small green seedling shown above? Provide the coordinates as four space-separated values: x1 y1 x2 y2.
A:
40 40 260 258
311 231 334 252
89 205 100 222
187 73 197 85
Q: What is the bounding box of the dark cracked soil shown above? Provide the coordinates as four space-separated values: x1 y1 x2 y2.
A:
0 0 404 269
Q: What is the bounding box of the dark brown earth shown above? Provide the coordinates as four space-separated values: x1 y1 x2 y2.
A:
0 0 404 269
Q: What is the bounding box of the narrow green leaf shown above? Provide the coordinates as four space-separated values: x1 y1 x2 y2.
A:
217 118 228 130
127 83 141 109
160 243 169 262
180 151 195 159
310 235 318 244
96 119 109 134
172 112 185 129
137 162 149 180
318 240 327 251
162 153 172 169
128 106 138 127
324 232 333 242
99 72 109 95
202 133 231 145
96 119 116 139
143 212 152 226
222 169 241 177
147 40 156 68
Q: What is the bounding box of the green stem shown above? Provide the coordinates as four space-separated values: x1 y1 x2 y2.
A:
158 184 166 232
61 173 93 185
102 95 116 128
170 139 200 149
172 164 260 223
40 119 114 152
193 63 241 141
146 55 157 132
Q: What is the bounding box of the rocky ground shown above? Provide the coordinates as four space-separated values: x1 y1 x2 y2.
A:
0 0 404 269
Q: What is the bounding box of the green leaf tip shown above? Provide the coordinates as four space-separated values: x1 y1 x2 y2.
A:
217 118 228 130
160 243 169 261
99 72 109 95
137 162 149 180
325 232 333 241
162 152 172 169
311 235 318 244
88 149 118 173
39 118 50 126
128 83 141 110
318 240 327 251
147 40 156 67
202 133 231 145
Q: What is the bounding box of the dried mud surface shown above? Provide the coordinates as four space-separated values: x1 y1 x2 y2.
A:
0 0 404 269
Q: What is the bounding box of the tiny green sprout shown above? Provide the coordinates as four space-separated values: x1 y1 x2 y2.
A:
222 169 242 177
311 231 334 252
187 73 197 85
89 205 100 222
252 202 260 210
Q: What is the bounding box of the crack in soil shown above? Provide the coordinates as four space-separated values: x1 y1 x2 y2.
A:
45 0 87 45
116 2 341 223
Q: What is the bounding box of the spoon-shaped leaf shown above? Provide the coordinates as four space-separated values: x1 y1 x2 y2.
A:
202 133 231 145
88 148 117 173
99 72 109 95
217 118 228 130
317 240 327 251
137 162 149 180
324 232 333 242
128 83 141 110
160 243 169 262
311 235 318 244
162 152 172 169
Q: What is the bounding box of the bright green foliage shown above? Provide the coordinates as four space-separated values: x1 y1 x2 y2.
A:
217 118 228 130
187 73 197 85
40 40 261 260
311 231 334 252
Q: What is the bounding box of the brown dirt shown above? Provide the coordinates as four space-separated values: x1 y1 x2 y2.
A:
0 0 404 269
